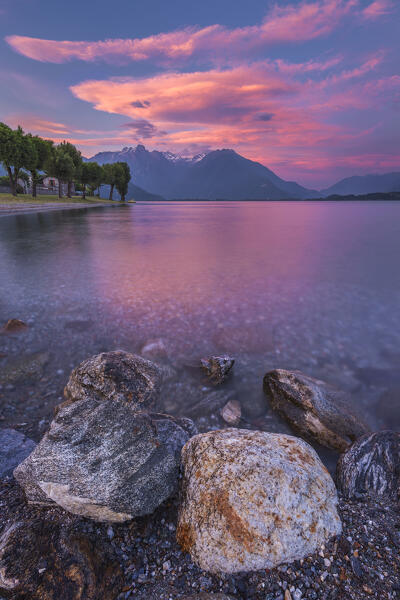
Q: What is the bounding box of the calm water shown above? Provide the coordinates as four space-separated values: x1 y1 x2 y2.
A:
1 201 400 446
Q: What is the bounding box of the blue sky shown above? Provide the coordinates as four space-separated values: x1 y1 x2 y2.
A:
1 0 399 187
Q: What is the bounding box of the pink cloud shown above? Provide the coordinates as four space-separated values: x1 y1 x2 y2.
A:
362 0 394 19
6 0 360 65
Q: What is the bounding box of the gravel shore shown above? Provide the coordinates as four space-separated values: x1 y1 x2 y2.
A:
0 201 118 218
1 478 399 600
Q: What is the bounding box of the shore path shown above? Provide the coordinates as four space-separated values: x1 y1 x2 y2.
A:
0 201 119 218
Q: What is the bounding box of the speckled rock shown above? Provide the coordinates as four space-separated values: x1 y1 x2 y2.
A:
336 430 400 499
0 429 36 478
0 518 122 599
177 428 341 573
14 399 195 521
263 369 369 452
200 355 235 384
63 351 162 412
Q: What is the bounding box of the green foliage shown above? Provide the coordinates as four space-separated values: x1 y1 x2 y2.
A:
114 162 131 201
0 123 37 196
0 175 10 186
45 146 75 198
0 121 132 200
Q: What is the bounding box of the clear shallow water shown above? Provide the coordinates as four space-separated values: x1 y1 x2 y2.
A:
1 201 400 445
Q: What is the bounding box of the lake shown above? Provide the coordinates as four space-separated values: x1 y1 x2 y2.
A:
1 201 400 460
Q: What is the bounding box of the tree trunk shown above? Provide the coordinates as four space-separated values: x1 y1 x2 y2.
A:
31 172 37 198
67 181 72 198
82 184 86 200
6 166 17 197
58 179 63 199
109 183 114 201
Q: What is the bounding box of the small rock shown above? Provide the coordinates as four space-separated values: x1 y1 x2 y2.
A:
263 369 369 452
63 351 162 412
220 400 241 425
181 595 234 600
2 319 28 334
141 339 169 360
0 429 36 477
177 429 341 573
200 356 235 385
0 352 49 384
336 430 400 499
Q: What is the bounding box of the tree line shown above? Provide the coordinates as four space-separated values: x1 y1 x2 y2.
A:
0 122 131 201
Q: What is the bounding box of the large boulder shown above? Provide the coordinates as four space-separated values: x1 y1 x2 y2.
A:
0 518 122 599
177 429 341 574
0 429 36 478
14 405 195 522
63 351 162 412
336 430 400 499
14 351 195 521
263 369 369 452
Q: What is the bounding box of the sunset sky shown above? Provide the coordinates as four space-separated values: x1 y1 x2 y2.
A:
1 0 399 187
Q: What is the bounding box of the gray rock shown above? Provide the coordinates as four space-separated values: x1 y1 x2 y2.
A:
177 429 341 574
200 355 235 384
336 430 400 499
0 429 36 477
63 351 162 412
263 369 369 452
14 354 195 521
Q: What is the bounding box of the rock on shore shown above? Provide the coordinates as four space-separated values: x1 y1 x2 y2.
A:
336 430 400 499
177 429 341 573
263 369 369 452
14 351 196 522
0 514 122 599
63 350 162 412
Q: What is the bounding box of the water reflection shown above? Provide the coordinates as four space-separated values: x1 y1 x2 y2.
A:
1 201 400 446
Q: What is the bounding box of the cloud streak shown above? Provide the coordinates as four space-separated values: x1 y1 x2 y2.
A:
6 0 371 65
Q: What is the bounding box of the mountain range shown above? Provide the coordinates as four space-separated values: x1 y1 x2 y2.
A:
88 145 400 201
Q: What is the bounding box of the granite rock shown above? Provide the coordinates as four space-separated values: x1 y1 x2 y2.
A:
177 428 341 573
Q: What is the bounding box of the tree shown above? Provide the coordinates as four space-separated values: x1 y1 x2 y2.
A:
103 163 117 201
59 141 82 198
45 146 75 199
26 135 53 198
114 162 131 202
0 123 37 196
80 161 103 199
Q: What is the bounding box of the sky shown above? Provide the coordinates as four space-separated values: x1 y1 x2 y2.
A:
0 0 399 188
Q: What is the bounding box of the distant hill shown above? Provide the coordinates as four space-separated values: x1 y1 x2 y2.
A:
321 172 400 197
88 145 318 200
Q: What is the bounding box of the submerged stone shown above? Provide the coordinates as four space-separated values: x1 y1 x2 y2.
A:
177 428 341 574
263 369 369 452
200 355 235 384
0 429 36 478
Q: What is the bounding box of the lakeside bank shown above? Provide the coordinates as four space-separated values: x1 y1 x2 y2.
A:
0 194 125 218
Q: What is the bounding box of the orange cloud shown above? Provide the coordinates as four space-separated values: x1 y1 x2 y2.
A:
6 0 360 65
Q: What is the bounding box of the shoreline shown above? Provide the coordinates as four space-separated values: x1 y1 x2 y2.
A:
0 200 123 218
